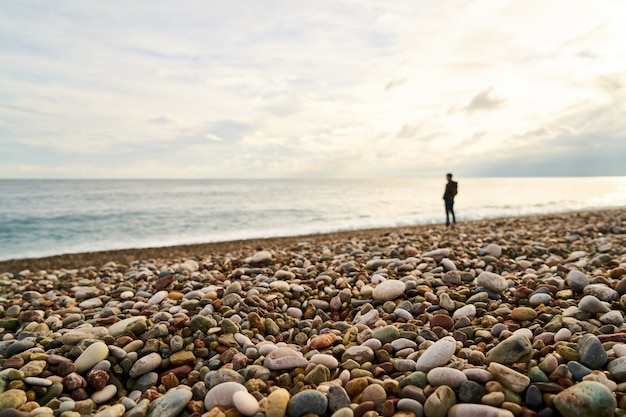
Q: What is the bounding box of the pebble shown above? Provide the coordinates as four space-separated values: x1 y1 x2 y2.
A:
250 250 272 264
423 385 456 417
372 325 400 343
93 404 125 417
341 346 375 364
0 389 27 411
567 270 589 292
577 334 608 370
361 384 386 407
23 377 52 387
146 388 192 417
232 390 259 416
528 292 552 306
266 388 290 417
554 380 616 417
372 279 406 301
584 283 618 300
91 385 118 404
310 353 339 369
327 386 351 413
396 398 423 416
607 356 626 381
578 295 610 313
264 347 309 370
486 334 532 365
448 404 514 417
452 304 476 320
427 367 467 388
129 352 163 377
20 360 46 377
488 362 530 393
555 328 572 342
415 336 456 371
442 258 457 271
511 307 537 321
74 342 110 373
430 314 454 330
204 382 247 410
287 390 328 417
476 271 508 294
599 310 624 325
331 408 354 417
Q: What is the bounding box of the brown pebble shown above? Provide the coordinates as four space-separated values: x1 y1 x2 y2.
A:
140 389 163 401
3 357 25 369
354 401 376 417
399 385 425 403
47 354 72 366
598 334 626 343
86 369 109 390
185 400 205 415
346 377 369 397
57 361 77 377
155 274 175 290
309 333 337 349
232 352 248 370
430 314 454 331
63 373 87 390
161 372 179 390
71 388 89 401
169 350 196 366
159 365 193 381
381 399 397 417
90 317 117 326
17 311 44 325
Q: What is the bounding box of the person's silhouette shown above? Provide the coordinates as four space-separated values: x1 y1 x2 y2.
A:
443 173 458 227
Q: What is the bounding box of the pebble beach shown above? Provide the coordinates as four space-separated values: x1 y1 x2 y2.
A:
1 208 626 417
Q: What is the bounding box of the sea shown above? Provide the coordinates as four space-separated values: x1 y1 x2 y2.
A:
1 177 625 261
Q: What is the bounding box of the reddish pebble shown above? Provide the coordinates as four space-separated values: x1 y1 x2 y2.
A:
87 369 109 390
430 314 454 331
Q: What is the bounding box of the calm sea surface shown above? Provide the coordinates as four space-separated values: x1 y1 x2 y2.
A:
1 177 625 261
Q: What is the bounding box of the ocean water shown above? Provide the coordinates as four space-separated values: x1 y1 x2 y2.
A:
1 177 625 261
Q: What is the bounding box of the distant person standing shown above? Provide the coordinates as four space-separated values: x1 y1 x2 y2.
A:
443 173 458 227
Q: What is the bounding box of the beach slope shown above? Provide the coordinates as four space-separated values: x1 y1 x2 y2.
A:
0 208 625 416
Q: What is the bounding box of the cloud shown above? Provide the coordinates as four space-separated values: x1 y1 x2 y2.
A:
0 104 59 117
147 115 182 125
385 77 407 91
204 133 222 142
463 87 505 114
0 1 625 178
596 73 623 93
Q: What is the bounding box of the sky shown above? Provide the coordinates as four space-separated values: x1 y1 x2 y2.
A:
1 1 625 179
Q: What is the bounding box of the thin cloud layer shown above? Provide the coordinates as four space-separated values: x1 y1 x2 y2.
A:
0 1 625 178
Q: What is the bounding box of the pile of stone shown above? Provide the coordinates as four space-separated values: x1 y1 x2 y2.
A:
0 209 625 417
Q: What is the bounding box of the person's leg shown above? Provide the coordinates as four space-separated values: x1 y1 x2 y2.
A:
450 200 456 224
445 200 451 226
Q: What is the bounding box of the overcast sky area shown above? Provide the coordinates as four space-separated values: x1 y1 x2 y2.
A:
1 1 625 179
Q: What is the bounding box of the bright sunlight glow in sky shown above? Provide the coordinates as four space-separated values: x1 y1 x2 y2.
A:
1 1 625 178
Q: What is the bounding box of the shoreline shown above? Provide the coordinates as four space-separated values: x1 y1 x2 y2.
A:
2 207 625 273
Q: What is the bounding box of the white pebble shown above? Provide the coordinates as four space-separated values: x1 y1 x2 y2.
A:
427 367 467 388
554 328 571 342
233 390 259 416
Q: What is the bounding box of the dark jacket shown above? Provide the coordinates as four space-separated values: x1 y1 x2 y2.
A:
443 181 458 200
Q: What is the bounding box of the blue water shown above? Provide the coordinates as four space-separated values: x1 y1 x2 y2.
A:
1 177 626 261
